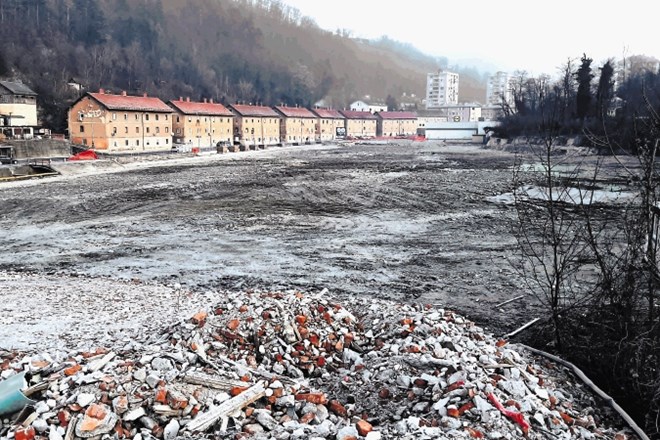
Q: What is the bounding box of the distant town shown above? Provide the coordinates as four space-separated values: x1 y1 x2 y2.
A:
0 69 516 159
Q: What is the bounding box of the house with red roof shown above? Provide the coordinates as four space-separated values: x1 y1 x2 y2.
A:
310 108 346 142
273 105 317 146
338 110 378 138
168 97 234 148
375 111 418 137
227 104 281 150
68 89 173 151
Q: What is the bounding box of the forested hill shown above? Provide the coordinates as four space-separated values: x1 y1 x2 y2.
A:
0 0 486 131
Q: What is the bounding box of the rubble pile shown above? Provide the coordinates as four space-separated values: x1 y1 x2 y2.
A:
0 288 633 439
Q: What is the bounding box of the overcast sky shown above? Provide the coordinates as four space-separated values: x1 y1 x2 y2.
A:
279 0 657 76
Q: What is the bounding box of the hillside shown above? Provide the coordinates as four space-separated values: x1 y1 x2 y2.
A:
0 0 486 132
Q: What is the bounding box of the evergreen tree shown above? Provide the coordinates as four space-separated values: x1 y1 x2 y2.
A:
595 60 615 119
575 53 594 122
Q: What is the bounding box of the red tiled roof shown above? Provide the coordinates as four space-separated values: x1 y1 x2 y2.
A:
274 106 316 118
228 104 279 117
339 110 378 120
89 92 172 113
311 108 344 119
376 111 418 120
168 100 233 116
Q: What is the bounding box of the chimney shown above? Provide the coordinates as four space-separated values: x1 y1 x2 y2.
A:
99 88 105 94
121 91 127 96
179 96 183 102
143 92 148 97
186 97 190 102
203 98 208 103
209 98 213 104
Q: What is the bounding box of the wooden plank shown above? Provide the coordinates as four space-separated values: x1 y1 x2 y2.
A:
185 381 266 433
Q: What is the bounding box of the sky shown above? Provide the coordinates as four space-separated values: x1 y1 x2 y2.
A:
278 0 658 77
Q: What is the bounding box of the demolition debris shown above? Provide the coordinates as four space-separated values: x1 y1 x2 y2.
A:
0 283 637 439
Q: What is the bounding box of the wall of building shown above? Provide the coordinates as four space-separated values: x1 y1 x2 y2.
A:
172 113 233 146
281 117 316 144
68 96 173 151
234 116 280 147
0 102 38 126
378 119 417 137
345 119 377 137
316 118 345 141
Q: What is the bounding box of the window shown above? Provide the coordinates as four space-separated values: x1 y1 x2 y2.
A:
165 127 169 133
176 128 180 134
135 114 139 120
112 113 117 120
177 116 180 123
124 114 128 120
136 140 139 146
156 127 160 134
80 125 84 133
145 114 150 121
188 117 192 122
112 127 117 135
155 114 159 121
125 127 128 134
114 141 117 147
146 127 150 134
166 138 169 144
165 115 168 120
125 140 129 146
136 127 140 134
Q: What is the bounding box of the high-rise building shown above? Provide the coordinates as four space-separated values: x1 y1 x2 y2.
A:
486 72 514 107
425 70 459 109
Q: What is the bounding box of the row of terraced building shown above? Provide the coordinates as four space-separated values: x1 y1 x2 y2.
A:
67 90 418 152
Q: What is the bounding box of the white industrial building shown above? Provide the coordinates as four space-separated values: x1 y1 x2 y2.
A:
425 70 459 109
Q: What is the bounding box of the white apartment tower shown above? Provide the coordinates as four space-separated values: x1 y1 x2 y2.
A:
426 70 459 109
486 71 514 107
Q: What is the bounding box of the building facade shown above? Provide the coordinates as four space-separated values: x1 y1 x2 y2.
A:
227 104 281 149
426 70 459 108
169 98 234 148
0 80 38 139
311 108 345 141
339 110 377 138
486 71 514 107
376 111 418 137
349 100 387 113
274 106 317 145
68 90 173 151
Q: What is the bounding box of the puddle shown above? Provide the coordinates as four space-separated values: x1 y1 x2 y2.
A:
488 185 636 205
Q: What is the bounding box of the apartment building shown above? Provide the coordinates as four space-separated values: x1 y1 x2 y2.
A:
168 98 234 148
0 80 38 139
274 105 317 145
68 89 173 151
311 108 345 141
227 104 281 149
339 110 377 138
486 71 514 107
376 111 418 137
425 70 459 108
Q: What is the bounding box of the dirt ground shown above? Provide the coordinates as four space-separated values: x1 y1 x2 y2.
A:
0 141 626 343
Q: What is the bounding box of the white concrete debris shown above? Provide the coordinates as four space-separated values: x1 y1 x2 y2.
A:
0 284 636 440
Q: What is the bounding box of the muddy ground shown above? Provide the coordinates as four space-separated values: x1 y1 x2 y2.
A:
0 141 630 340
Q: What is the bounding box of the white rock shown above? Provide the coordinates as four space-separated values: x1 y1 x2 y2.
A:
534 387 549 400
76 393 96 407
365 432 382 440
49 425 64 440
336 426 358 440
32 418 49 433
163 419 180 440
